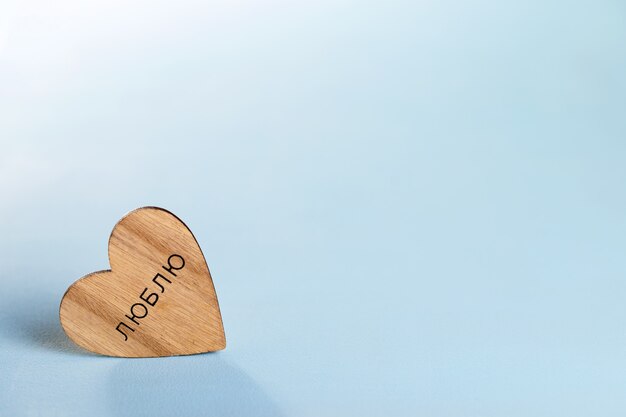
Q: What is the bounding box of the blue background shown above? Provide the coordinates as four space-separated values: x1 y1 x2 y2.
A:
1 1 625 416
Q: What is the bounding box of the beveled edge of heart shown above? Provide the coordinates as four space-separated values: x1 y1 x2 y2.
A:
59 206 226 357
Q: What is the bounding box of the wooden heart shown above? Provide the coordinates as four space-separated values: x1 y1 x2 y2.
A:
59 207 226 357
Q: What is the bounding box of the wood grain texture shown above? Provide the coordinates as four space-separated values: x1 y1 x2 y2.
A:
59 207 226 357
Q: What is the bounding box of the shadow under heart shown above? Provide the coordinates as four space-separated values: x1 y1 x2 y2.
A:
106 354 284 417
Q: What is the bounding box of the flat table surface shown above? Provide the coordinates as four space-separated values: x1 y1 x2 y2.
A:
1 1 626 416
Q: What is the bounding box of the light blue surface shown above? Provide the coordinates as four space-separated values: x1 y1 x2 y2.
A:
1 1 625 415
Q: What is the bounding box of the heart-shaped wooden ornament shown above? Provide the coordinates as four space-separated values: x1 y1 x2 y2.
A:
60 207 226 357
